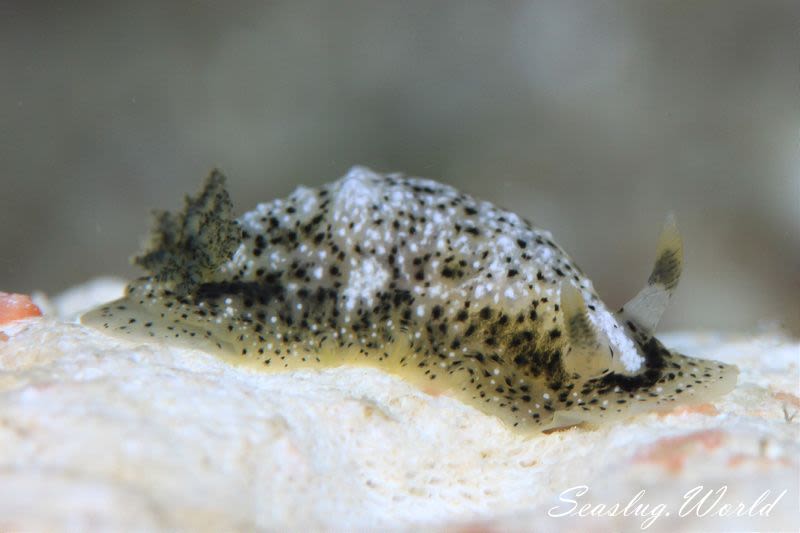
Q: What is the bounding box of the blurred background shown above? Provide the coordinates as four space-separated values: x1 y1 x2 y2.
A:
1 1 797 335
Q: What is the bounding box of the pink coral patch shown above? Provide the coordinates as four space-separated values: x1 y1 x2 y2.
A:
0 292 42 325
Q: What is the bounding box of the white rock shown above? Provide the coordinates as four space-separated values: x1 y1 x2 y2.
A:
0 281 797 531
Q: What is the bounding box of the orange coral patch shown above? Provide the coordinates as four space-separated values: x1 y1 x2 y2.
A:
727 453 792 469
633 429 726 474
773 391 800 409
452 522 498 533
660 402 719 417
0 292 42 324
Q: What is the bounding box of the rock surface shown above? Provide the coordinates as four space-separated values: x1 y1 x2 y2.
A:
0 280 797 531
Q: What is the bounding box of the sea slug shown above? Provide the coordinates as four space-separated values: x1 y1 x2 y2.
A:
81 167 738 432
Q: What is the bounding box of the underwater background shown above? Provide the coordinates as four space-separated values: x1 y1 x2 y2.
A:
1 1 797 335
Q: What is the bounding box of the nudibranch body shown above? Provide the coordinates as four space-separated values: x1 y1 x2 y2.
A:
82 167 738 432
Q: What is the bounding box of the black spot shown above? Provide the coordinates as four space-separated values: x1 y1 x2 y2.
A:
649 248 681 290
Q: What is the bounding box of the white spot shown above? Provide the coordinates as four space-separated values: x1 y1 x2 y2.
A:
335 166 382 213
343 257 388 311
